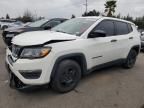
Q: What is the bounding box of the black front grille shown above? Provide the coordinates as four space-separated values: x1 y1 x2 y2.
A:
12 45 22 58
19 70 42 79
2 31 16 37
2 31 18 46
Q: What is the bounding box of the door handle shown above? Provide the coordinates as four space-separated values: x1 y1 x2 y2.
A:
129 37 133 40
111 39 117 42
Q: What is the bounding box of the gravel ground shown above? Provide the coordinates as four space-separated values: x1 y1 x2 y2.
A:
0 31 144 108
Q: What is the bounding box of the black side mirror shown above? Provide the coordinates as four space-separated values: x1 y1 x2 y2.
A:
44 26 52 30
89 30 106 38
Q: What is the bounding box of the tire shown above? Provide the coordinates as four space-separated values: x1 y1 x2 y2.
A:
141 49 144 53
2 26 8 30
123 50 138 69
51 60 81 93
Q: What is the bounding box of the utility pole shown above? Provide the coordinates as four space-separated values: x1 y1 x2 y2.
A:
84 0 88 13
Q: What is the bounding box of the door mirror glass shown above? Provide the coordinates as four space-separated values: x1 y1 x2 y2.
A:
89 30 106 38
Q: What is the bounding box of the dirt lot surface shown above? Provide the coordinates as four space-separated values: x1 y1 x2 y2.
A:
0 31 144 108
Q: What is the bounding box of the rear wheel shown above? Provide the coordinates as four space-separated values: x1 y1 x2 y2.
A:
123 50 137 69
51 60 81 93
141 49 144 53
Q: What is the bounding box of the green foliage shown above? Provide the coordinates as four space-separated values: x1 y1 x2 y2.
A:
82 10 100 16
15 10 35 23
21 10 34 23
71 14 76 19
6 14 10 19
134 17 144 29
114 14 144 29
105 0 117 17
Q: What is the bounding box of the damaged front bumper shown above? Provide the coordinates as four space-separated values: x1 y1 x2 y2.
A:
5 48 51 91
5 63 37 90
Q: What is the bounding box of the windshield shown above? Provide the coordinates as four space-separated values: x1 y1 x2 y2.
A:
51 18 97 36
28 19 48 27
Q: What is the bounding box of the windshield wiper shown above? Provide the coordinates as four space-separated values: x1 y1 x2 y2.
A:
55 30 67 34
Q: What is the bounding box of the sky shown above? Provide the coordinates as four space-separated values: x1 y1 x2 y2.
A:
0 0 144 19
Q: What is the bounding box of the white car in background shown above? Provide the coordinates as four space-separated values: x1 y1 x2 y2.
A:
0 19 24 30
140 31 144 52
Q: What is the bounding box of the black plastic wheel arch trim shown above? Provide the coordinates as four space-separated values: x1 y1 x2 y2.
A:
50 53 88 79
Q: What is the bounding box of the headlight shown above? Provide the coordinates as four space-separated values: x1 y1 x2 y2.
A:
20 47 51 59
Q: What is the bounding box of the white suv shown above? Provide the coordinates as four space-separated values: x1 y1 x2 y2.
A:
5 17 141 93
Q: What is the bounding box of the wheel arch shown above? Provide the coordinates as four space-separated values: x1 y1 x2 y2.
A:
2 25 8 30
130 45 141 55
50 53 87 80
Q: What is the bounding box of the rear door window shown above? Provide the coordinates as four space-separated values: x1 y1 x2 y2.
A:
115 21 129 35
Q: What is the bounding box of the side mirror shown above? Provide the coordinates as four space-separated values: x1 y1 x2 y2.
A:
44 26 52 30
89 30 106 38
141 32 144 36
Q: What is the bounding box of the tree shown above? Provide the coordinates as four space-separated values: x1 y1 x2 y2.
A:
104 0 117 17
82 10 100 16
37 16 45 20
134 16 144 29
123 14 133 22
6 14 10 19
22 10 34 23
0 17 4 19
15 10 43 23
115 13 121 18
71 14 76 19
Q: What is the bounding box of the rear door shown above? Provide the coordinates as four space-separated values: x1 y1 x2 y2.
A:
113 21 133 59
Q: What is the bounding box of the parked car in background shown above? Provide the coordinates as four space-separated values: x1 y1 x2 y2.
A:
0 19 24 30
5 17 141 93
2 18 67 46
140 31 144 52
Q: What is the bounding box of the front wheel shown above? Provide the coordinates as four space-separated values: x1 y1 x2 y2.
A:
2 25 8 30
123 50 138 69
51 60 81 93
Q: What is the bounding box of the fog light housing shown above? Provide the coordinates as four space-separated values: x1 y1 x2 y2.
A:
19 70 42 79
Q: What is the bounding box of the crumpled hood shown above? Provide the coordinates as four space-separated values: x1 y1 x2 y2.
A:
12 31 78 46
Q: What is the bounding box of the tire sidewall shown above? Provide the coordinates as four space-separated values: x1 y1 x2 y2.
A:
51 60 81 93
125 50 137 68
2 26 7 30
